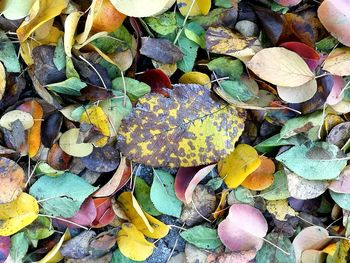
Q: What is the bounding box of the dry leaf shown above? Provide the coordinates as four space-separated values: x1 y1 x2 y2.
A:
323 47 350 76
110 0 176 17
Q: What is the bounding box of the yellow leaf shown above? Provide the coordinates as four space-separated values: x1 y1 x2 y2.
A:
323 47 350 76
0 193 39 236
218 144 261 188
59 128 94 157
110 0 176 17
37 228 71 263
206 27 261 61
212 190 228 219
118 84 246 167
20 26 63 65
322 243 337 256
117 223 155 261
80 106 111 147
246 47 315 87
117 192 154 235
179 71 211 89
64 11 81 57
143 212 170 239
177 0 211 16
0 62 5 101
266 199 298 221
75 0 98 44
16 0 69 42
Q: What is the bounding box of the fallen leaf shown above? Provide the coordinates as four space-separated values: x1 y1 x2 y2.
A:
329 166 350 194
246 47 315 87
0 193 39 236
274 0 301 6
0 31 21 72
112 77 151 102
177 0 211 17
92 0 126 33
266 199 298 221
37 229 70 263
218 204 268 252
151 169 182 218
92 197 116 228
62 197 97 228
330 190 350 211
59 128 94 158
1 0 35 20
117 223 154 261
179 71 211 89
212 190 228 219
0 236 10 262
241 156 275 191
207 250 256 263
110 0 176 17
287 171 328 199
0 62 5 100
276 142 347 180
326 76 345 106
16 0 69 42
134 177 161 216
175 164 216 204
41 111 63 148
29 173 97 218
94 157 131 197
0 110 34 130
323 48 350 76
180 225 221 250
260 171 290 201
64 11 81 57
318 0 350 46
218 144 261 189
0 157 25 204
277 79 318 103
118 84 245 167
292 226 330 263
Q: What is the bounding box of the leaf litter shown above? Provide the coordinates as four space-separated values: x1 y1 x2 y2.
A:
0 0 350 262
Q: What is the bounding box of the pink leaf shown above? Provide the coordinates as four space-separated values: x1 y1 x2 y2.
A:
175 164 216 204
318 0 350 46
329 166 350 193
280 42 321 71
326 75 345 105
274 0 301 7
91 197 116 228
218 204 268 252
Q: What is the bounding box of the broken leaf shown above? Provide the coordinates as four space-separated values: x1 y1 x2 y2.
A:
0 110 34 130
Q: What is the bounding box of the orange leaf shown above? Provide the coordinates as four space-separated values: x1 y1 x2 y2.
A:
241 156 275 191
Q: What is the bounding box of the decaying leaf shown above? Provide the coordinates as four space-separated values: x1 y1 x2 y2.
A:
266 199 298 221
118 84 245 167
0 110 34 131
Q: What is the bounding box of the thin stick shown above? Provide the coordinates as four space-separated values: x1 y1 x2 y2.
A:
79 55 107 89
38 214 88 230
25 161 39 187
173 0 196 45
326 217 343 230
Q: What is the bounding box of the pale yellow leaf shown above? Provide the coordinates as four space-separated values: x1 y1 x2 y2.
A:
0 62 5 101
266 199 298 221
246 47 315 87
0 110 34 130
323 47 350 76
110 0 176 17
64 11 81 57
59 128 94 157
277 79 317 103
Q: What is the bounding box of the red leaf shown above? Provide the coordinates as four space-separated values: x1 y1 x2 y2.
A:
137 69 172 97
91 197 116 228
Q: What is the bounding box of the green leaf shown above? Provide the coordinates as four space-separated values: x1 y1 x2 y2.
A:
280 110 323 139
270 2 289 14
229 186 254 205
91 26 132 53
35 162 65 177
29 173 97 218
255 134 308 154
191 8 228 28
177 34 199 72
316 36 339 53
24 217 54 241
111 249 144 263
0 30 21 72
330 190 350 211
220 80 254 102
150 169 182 218
260 171 290 201
47 77 87 96
255 233 295 263
145 12 177 36
184 22 206 49
207 57 243 80
276 142 348 180
112 77 151 102
10 232 29 263
134 177 161 216
180 225 221 250
66 56 79 79
53 37 66 71
214 0 233 8
206 177 223 191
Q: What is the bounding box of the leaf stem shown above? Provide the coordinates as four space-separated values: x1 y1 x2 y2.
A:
173 0 196 45
38 214 89 230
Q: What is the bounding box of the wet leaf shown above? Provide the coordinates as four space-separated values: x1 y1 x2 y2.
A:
118 84 245 167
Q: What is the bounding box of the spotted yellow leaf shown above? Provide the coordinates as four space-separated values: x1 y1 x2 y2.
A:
118 84 246 167
266 199 298 221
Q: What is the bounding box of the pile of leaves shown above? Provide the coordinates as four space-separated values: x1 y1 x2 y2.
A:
1 0 350 262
